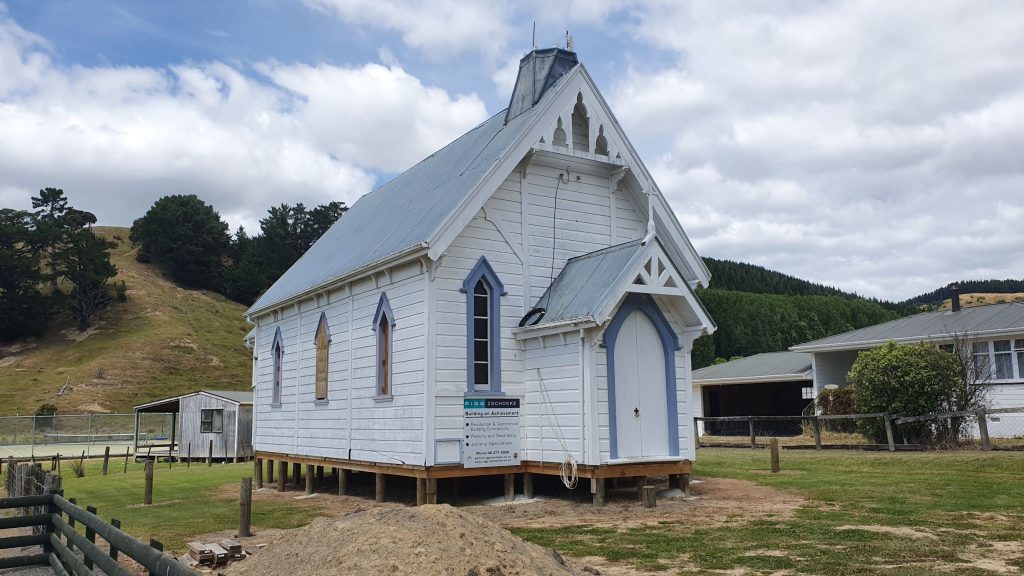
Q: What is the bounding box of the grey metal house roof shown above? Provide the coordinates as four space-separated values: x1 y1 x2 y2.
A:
247 56 573 316
791 302 1024 352
531 239 647 325
693 351 814 385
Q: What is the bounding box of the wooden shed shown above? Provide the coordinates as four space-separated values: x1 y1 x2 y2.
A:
133 390 254 461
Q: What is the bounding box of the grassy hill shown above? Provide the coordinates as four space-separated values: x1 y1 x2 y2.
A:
0 226 252 415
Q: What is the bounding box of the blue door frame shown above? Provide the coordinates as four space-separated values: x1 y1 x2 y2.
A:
603 293 680 459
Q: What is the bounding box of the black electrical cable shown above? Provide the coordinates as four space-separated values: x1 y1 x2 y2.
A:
549 171 570 284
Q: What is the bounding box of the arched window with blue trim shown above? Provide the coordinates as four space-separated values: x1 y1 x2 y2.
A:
271 327 284 405
462 257 506 393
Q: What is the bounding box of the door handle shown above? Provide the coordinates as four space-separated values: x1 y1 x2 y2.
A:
634 407 640 417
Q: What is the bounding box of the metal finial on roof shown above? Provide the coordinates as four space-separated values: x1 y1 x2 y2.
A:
565 30 574 51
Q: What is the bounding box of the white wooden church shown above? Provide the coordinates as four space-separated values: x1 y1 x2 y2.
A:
245 48 716 505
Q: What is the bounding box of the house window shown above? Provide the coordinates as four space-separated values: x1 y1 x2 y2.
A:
462 257 505 393
314 313 330 401
271 327 284 404
972 342 991 380
1016 340 1024 378
938 344 954 354
473 279 490 389
993 339 1013 380
801 387 815 400
373 293 395 397
200 409 223 433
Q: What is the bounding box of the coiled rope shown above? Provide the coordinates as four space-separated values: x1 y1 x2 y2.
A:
536 368 578 489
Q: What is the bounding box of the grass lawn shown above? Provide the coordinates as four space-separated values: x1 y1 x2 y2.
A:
2 459 323 551
4 450 1021 573
514 449 1024 575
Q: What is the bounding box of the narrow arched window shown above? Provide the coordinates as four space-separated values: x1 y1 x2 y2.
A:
463 257 505 393
472 279 490 389
373 293 395 397
314 313 330 401
271 327 284 405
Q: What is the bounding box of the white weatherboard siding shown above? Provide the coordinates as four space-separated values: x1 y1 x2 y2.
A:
522 333 583 463
253 260 427 465
430 159 650 466
813 351 860 389
986 384 1024 438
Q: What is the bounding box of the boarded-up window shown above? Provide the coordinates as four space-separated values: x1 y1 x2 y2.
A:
272 328 284 404
373 293 395 397
200 409 223 433
315 313 330 400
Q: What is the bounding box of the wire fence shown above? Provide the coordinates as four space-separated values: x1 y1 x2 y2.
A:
696 407 1024 451
0 413 175 457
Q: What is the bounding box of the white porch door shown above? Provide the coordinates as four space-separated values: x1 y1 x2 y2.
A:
613 309 670 458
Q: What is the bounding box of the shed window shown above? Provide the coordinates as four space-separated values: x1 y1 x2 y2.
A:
314 313 330 401
200 409 223 433
462 257 505 393
271 328 284 404
373 293 395 397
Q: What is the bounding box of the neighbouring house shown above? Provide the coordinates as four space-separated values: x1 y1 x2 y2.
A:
790 296 1024 437
133 390 254 461
692 351 814 436
243 47 716 505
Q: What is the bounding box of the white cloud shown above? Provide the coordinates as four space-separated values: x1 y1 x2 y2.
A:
301 0 512 59
611 1 1024 300
0 8 488 232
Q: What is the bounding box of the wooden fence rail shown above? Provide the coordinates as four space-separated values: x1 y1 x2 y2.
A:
0 473 197 575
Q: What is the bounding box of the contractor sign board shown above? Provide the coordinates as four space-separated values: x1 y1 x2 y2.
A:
463 398 521 468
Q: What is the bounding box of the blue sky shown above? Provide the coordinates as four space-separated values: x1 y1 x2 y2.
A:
2 1 1023 300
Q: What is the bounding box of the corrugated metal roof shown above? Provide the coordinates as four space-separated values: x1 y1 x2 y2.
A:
693 351 813 383
531 240 647 325
791 302 1024 352
133 389 253 412
202 390 253 404
248 60 576 316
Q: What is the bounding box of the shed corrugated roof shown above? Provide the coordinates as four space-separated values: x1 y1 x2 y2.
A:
693 352 813 383
531 240 647 325
248 63 572 316
202 390 253 404
791 302 1024 352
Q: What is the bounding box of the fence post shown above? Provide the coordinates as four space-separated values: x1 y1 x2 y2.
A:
144 460 154 505
883 414 896 452
693 416 700 452
102 446 110 475
44 475 62 555
85 505 98 569
976 409 991 450
87 413 93 458
123 446 129 473
67 497 77 553
770 438 780 473
239 477 252 538
110 519 121 560
812 416 822 450
31 415 36 455
148 539 163 576
748 416 756 448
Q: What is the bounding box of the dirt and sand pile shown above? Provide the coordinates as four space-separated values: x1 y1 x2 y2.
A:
223 504 580 576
